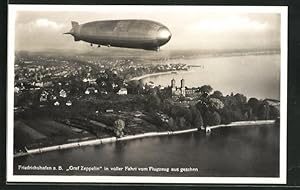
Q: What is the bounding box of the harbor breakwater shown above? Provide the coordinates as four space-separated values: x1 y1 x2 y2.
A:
129 71 175 81
204 120 276 133
14 120 276 158
14 128 198 158
129 70 190 81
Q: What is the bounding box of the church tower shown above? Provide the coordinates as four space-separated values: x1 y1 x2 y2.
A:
171 78 176 88
171 78 176 95
180 78 186 97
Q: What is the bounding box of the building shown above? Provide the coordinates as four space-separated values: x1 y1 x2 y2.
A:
83 78 97 85
66 100 72 106
54 101 60 106
85 87 98 95
171 78 186 97
59 89 67 98
117 88 128 95
147 81 155 88
265 98 280 112
169 78 201 98
106 109 114 113
99 89 108 95
39 90 49 102
14 87 20 93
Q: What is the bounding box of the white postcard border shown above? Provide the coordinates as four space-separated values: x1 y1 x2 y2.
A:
7 5 288 184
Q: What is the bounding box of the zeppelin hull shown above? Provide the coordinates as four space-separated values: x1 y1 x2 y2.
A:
65 19 172 51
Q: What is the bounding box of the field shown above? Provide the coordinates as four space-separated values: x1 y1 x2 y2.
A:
14 118 95 152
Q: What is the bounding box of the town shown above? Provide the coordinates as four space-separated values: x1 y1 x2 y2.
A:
13 51 280 155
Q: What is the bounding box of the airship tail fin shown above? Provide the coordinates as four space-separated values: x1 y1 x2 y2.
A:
64 21 80 41
71 21 79 28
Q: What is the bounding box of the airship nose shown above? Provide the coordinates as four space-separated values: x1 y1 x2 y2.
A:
157 26 172 45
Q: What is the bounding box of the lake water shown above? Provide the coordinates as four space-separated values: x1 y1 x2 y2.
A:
142 54 280 100
14 125 279 177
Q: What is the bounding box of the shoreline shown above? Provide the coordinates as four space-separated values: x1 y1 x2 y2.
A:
14 120 276 158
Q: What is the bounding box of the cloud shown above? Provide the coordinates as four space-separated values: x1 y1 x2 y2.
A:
34 18 64 30
15 18 69 51
191 16 269 32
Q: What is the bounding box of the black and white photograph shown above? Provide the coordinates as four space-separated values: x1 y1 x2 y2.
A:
6 5 287 184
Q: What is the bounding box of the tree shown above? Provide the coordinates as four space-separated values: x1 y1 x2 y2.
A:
170 105 187 118
248 97 260 110
231 109 246 121
137 80 145 94
149 87 159 95
162 98 174 114
184 109 193 123
178 96 186 102
199 85 213 94
178 117 188 129
147 95 161 111
269 105 280 119
127 80 144 94
257 101 270 120
190 106 203 127
203 111 221 126
114 119 125 137
233 93 247 104
168 117 176 128
222 93 247 108
211 90 223 99
208 98 224 110
219 107 233 124
196 99 208 115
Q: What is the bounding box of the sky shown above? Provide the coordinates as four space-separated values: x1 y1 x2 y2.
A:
13 6 281 51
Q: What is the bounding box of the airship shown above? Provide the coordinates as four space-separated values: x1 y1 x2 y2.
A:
64 19 172 51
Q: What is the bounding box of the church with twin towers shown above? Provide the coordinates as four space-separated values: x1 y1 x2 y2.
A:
169 78 200 98
170 78 186 97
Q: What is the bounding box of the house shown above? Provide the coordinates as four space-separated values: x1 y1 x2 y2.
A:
43 81 53 87
147 81 155 88
85 87 98 95
117 88 127 95
83 78 97 85
14 87 20 93
265 99 280 112
99 89 108 95
50 95 57 100
54 101 60 106
59 89 67 98
34 82 44 87
112 83 118 89
99 81 106 87
66 100 72 106
39 91 49 102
